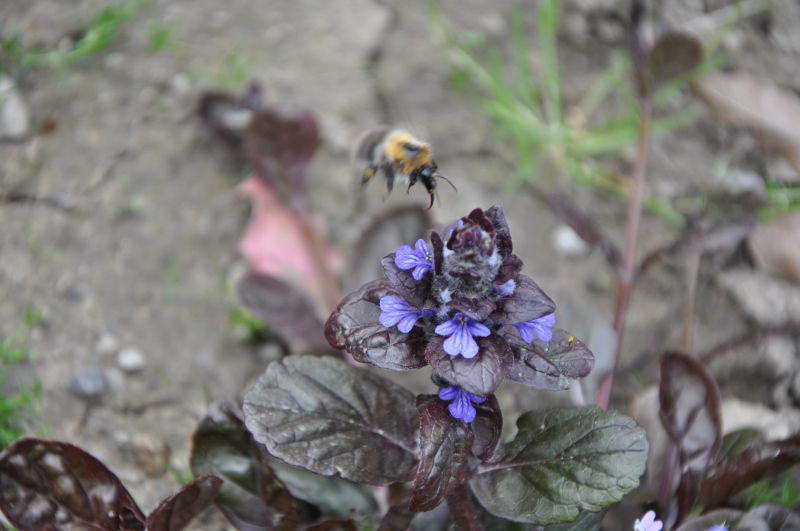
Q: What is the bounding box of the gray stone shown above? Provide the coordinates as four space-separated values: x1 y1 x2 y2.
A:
718 269 800 325
748 211 800 283
0 76 30 140
552 224 590 257
117 348 146 373
96 333 119 355
70 367 107 399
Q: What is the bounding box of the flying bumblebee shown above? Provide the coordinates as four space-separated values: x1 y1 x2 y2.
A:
354 127 456 208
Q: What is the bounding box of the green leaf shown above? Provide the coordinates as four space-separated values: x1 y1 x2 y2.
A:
471 407 647 525
267 460 378 519
536 0 561 125
243 356 418 485
717 428 765 464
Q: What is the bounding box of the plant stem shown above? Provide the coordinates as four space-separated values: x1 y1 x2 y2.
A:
596 98 653 410
447 485 484 531
681 254 700 353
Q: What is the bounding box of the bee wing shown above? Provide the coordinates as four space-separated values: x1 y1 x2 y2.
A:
352 127 389 187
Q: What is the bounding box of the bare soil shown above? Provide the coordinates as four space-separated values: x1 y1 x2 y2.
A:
1 0 798 528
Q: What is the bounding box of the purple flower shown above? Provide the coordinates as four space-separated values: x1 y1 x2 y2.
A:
395 239 433 281
438 386 486 423
435 313 491 359
515 312 555 343
633 511 662 531
379 295 433 333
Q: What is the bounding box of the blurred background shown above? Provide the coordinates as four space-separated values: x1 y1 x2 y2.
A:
2 0 800 526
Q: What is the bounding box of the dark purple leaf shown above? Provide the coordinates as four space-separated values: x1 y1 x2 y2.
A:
659 352 722 522
410 395 474 512
146 476 222 531
505 328 595 390
304 518 357 530
490 275 555 325
198 85 319 201
238 273 330 352
448 297 496 321
471 407 647 525
243 356 419 485
645 32 703 93
484 205 512 257
0 438 146 531
190 402 299 531
377 499 415 531
325 280 428 370
347 206 432 295
470 396 502 462
699 434 800 509
426 336 513 396
493 254 523 285
244 106 319 198
197 88 256 150
381 253 431 308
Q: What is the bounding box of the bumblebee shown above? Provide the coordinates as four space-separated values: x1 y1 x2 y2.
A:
354 127 456 208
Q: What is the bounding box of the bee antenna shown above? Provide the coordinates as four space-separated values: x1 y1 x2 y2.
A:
437 174 458 192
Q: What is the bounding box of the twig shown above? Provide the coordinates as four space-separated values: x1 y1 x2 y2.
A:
699 322 800 364
527 185 622 269
596 97 653 410
0 191 79 213
681 254 700 353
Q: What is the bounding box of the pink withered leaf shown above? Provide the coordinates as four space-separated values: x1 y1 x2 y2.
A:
238 176 339 315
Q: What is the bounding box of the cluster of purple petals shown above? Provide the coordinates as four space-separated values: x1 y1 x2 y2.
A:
375 209 556 423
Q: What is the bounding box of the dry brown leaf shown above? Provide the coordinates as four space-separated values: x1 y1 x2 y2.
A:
695 73 800 174
748 211 800 283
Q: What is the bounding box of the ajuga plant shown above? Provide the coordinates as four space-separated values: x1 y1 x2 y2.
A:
241 204 650 528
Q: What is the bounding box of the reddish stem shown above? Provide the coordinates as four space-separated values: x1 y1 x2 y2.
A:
447 485 484 531
596 98 653 410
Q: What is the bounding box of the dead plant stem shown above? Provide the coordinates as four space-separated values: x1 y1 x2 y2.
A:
596 98 653 410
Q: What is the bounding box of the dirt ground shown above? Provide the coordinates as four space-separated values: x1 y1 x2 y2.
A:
2 0 799 528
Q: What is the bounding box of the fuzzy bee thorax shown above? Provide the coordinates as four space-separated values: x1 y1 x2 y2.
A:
385 132 433 174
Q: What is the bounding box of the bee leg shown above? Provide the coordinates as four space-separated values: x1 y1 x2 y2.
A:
361 165 378 186
406 173 418 194
382 162 395 202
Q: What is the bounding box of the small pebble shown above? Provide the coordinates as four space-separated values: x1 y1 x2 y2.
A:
117 348 146 373
170 73 191 96
70 368 107 400
553 224 590 257
96 334 119 355
0 76 31 140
